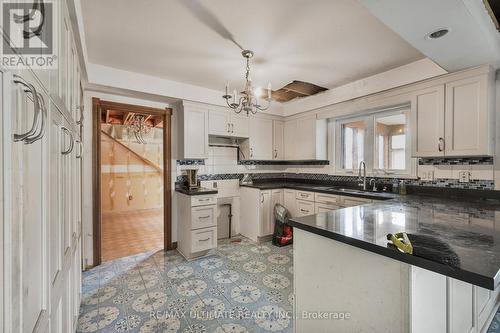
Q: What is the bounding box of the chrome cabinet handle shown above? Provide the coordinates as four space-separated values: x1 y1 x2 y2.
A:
61 127 74 155
24 93 47 144
199 238 210 242
250 148 253 158
76 141 83 159
274 149 278 158
13 75 41 142
227 123 230 133
438 137 444 152
76 105 84 125
300 209 309 213
231 123 234 133
199 215 210 219
261 194 264 203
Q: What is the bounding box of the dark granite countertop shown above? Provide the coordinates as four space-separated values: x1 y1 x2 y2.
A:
289 195 500 290
240 181 398 201
175 187 218 196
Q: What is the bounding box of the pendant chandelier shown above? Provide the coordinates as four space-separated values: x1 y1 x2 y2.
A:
127 115 151 144
223 50 271 115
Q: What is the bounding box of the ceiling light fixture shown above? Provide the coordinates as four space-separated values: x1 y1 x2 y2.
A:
223 50 271 115
427 28 450 39
127 115 151 144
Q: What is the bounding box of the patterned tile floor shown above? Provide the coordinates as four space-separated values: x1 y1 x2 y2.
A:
78 236 293 332
488 313 500 332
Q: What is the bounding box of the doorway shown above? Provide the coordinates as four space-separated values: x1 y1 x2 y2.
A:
92 98 172 265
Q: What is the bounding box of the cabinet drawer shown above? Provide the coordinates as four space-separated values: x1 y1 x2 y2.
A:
296 191 315 202
191 206 216 230
191 195 216 207
314 193 340 205
191 227 217 253
314 203 340 214
341 196 372 207
296 199 314 217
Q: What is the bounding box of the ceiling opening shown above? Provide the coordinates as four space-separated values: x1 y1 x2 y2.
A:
485 0 500 30
271 80 328 103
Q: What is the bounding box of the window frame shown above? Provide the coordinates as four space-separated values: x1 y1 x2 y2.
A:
332 106 416 178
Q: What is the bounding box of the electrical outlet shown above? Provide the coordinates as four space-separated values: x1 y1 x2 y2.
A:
459 171 470 183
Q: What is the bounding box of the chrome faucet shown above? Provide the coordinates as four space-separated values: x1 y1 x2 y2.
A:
358 161 367 190
369 178 377 191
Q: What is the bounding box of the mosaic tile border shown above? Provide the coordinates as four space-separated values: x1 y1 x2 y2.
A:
238 160 330 166
176 159 205 166
419 157 493 165
176 172 495 190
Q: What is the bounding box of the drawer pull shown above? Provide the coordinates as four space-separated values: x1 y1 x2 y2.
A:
301 194 308 197
199 215 210 219
199 198 210 202
199 237 210 242
324 201 336 205
300 209 309 213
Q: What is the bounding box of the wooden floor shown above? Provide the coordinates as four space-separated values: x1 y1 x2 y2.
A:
101 208 164 262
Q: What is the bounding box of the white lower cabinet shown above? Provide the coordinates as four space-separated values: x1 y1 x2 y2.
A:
240 188 283 242
177 193 218 259
411 266 500 333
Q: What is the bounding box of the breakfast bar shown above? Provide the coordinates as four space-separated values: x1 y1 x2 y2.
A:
289 196 500 333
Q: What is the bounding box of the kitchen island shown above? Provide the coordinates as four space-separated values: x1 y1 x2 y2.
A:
289 195 500 333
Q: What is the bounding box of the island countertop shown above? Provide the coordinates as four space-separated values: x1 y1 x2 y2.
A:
289 195 500 290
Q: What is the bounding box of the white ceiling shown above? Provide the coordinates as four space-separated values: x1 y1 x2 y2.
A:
81 0 424 94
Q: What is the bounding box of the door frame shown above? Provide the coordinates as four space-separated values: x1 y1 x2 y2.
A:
92 98 173 266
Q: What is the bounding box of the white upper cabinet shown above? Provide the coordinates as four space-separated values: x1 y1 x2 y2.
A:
284 116 327 160
208 109 230 136
208 108 249 138
445 75 492 156
411 71 494 157
231 113 250 137
246 117 273 160
179 103 208 159
411 85 445 157
272 120 284 159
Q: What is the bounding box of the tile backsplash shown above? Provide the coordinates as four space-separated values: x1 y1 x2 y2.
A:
176 153 496 190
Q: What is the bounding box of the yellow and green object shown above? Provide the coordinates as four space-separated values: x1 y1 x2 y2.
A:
387 232 413 254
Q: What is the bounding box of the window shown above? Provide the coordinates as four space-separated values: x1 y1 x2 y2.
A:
374 113 407 172
341 120 365 170
334 106 412 176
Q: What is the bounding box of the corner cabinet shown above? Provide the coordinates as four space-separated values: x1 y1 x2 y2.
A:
240 187 283 242
178 102 209 159
411 70 495 157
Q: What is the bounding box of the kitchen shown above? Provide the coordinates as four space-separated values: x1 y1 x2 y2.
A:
1 1 500 333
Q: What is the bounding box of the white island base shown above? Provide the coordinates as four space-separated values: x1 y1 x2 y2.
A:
293 229 500 333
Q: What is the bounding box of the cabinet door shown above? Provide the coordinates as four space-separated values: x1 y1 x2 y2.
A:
208 109 230 136
284 120 296 160
270 190 283 234
445 76 490 156
273 120 284 159
296 116 316 159
284 190 296 217
411 85 445 157
448 278 474 333
183 108 208 159
259 191 271 236
9 73 49 333
231 113 249 138
49 105 64 287
249 117 273 160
